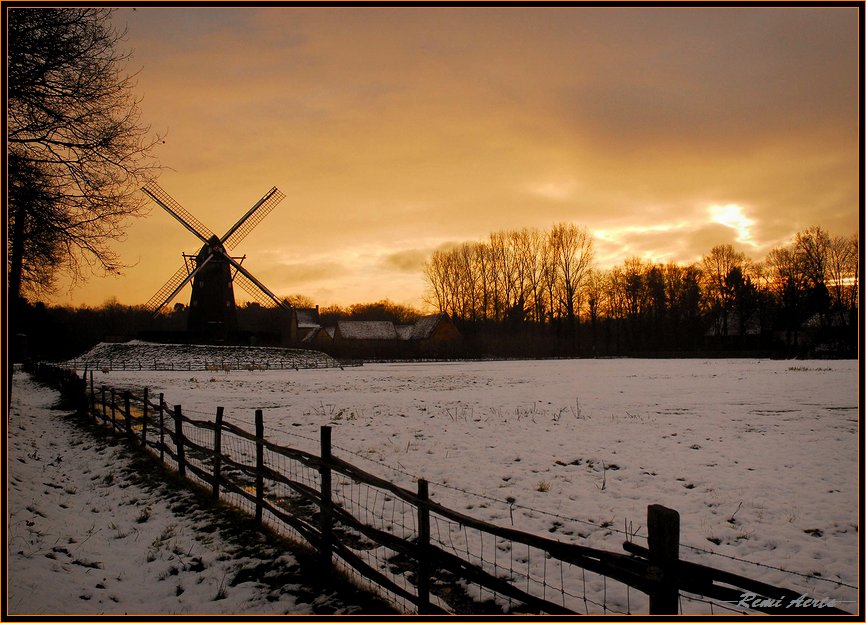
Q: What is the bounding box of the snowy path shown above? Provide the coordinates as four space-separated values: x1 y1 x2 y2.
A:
6 371 394 615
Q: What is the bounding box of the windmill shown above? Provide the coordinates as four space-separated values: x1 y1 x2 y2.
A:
142 182 291 340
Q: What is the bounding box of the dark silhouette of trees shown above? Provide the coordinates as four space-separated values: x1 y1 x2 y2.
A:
765 226 858 352
8 151 67 297
7 8 161 303
701 244 750 338
826 233 859 327
319 300 423 326
424 223 857 357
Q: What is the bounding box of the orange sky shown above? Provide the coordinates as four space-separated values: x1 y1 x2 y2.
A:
44 6 860 311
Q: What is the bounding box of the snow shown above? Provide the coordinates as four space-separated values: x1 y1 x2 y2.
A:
409 314 444 339
63 341 339 370
335 321 399 341
6 371 392 615
9 356 860 614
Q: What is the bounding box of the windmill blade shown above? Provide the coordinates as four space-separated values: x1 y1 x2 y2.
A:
144 254 215 316
225 256 291 310
143 182 215 244
233 271 285 309
221 186 286 251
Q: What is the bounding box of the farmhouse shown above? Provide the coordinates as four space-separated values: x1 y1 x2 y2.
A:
291 311 462 358
333 321 401 358
290 307 321 344
401 313 463 356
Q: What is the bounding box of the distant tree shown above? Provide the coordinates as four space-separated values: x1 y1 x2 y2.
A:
7 8 161 302
664 263 703 350
548 222 594 332
701 244 750 337
349 300 422 324
517 228 548 324
766 245 808 346
724 266 759 343
318 304 350 326
793 226 832 325
584 268 606 354
644 265 667 348
621 257 648 349
603 266 628 353
282 294 316 309
826 234 858 323
794 226 831 290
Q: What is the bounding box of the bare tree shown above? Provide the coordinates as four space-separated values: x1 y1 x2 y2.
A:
7 150 68 297
794 226 831 290
826 234 859 321
424 247 452 316
765 245 808 346
701 244 750 337
7 8 162 301
548 222 594 326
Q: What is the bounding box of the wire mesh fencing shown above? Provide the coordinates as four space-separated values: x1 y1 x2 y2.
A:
33 362 859 616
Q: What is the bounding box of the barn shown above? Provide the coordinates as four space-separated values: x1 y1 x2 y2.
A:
400 313 463 357
290 309 462 359
333 321 402 358
289 307 321 344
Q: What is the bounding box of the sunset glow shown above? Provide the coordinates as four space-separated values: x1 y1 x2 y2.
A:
707 204 757 246
38 7 858 310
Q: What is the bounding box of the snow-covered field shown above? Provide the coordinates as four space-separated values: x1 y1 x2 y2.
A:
91 355 859 613
6 372 394 615
10 359 860 612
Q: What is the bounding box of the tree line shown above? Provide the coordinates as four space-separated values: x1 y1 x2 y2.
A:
11 297 428 363
424 223 858 357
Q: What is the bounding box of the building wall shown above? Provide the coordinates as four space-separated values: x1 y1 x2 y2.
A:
418 316 463 356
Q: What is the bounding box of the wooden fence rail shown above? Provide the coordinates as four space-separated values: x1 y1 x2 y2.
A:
25 363 856 615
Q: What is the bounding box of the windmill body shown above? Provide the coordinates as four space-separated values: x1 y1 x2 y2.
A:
142 183 290 343
187 235 239 337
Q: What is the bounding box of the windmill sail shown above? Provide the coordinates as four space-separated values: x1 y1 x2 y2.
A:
141 183 290 340
142 182 215 243
222 187 286 250
145 264 191 314
233 270 285 308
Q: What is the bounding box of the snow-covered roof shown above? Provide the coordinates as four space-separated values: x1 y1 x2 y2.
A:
395 325 414 340
298 327 318 343
294 308 320 328
410 314 444 340
336 321 398 340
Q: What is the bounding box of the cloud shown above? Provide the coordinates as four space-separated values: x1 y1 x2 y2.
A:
594 220 755 268
382 249 429 273
49 8 857 309
251 258 345 289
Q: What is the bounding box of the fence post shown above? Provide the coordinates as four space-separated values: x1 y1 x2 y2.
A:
174 405 186 477
319 426 333 569
213 406 224 500
417 479 431 614
159 394 165 462
255 409 264 524
110 389 117 431
74 369 87 417
141 388 149 447
647 504 680 615
124 391 133 441
101 387 107 422
89 371 95 418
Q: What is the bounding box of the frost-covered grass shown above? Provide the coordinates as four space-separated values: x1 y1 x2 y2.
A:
35 356 863 613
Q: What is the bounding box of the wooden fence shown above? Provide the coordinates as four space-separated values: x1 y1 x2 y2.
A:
26 363 856 616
